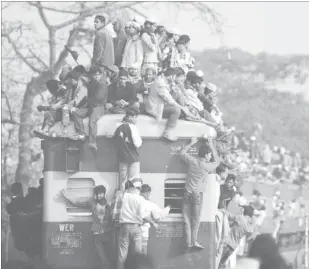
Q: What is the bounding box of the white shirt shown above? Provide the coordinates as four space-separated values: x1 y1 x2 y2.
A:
141 199 170 238
129 124 142 148
119 190 148 225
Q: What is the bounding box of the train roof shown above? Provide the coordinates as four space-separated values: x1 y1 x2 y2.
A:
83 114 217 138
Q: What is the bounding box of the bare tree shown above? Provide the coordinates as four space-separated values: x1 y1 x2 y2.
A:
2 1 222 186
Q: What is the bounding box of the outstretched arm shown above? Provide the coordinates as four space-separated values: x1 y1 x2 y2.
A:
180 137 199 155
207 138 220 166
60 189 92 209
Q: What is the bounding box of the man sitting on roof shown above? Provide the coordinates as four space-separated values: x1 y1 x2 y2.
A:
106 70 138 114
138 66 157 112
37 79 67 135
87 67 109 150
128 64 143 88
144 68 189 141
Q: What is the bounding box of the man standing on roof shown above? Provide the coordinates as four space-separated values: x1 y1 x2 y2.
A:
114 107 142 190
121 20 144 71
92 15 115 69
180 136 220 250
141 18 159 72
113 17 128 67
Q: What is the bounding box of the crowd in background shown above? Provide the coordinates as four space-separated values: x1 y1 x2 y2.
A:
5 13 308 269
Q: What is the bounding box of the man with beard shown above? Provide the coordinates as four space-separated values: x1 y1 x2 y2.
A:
61 185 114 269
107 70 138 114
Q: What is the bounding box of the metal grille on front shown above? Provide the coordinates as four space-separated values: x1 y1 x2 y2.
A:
164 179 185 216
66 178 94 217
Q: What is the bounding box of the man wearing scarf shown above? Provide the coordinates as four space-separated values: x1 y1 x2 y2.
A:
107 70 138 114
121 21 144 70
61 185 114 269
92 15 115 69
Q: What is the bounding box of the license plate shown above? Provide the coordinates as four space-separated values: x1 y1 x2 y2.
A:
50 233 82 248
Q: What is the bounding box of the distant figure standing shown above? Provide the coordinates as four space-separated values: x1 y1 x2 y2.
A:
92 15 115 69
113 17 128 67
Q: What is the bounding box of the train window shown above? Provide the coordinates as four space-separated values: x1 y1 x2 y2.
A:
164 179 185 216
66 178 95 217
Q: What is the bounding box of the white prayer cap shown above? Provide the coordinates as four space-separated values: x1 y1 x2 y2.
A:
130 178 143 188
126 20 141 30
128 63 140 69
250 136 256 141
133 16 145 25
206 83 218 93
196 70 204 78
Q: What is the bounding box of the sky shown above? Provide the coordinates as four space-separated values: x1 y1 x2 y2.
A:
2 1 309 55
142 1 309 55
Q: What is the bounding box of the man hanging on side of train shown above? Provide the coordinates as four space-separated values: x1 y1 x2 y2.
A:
180 136 220 250
61 185 114 269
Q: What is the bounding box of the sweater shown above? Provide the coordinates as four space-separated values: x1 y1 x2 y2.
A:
144 76 178 120
92 27 115 68
114 122 142 164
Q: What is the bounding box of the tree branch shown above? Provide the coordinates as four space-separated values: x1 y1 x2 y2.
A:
53 2 140 30
3 34 41 74
50 28 80 74
28 48 49 70
2 91 15 123
28 2 80 14
1 119 19 125
49 28 56 67
35 1 51 29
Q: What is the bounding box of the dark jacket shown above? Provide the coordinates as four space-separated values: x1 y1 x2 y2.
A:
218 185 236 209
114 122 140 164
88 79 108 107
107 82 137 104
92 27 115 68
